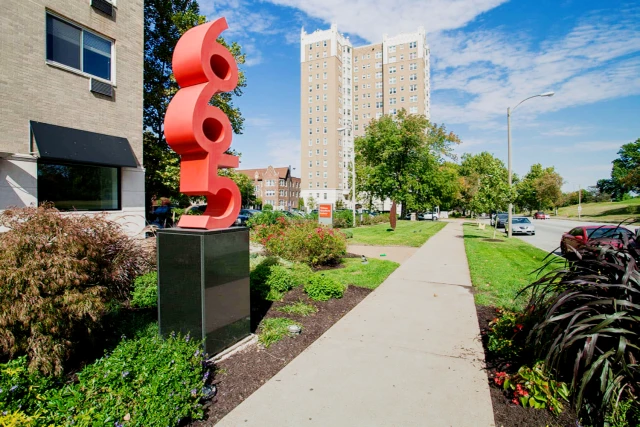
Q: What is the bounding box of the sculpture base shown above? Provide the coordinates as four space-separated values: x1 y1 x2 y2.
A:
157 227 250 355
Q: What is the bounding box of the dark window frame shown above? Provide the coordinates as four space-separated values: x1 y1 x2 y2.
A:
45 12 114 82
37 159 122 212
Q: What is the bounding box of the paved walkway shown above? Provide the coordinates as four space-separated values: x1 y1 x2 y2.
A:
218 222 495 427
347 244 418 264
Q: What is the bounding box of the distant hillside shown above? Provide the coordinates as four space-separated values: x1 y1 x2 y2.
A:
557 198 640 223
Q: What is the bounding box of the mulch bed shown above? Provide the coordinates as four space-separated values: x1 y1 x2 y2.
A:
475 305 579 427
192 285 372 426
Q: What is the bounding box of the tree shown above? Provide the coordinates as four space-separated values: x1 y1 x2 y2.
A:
355 110 460 222
598 139 640 200
298 197 304 210
335 199 346 210
516 164 563 212
144 0 247 213
218 170 255 208
306 196 317 211
458 152 510 216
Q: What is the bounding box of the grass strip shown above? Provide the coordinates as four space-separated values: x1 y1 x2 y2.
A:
314 258 399 290
276 300 318 316
347 220 446 247
463 224 561 311
258 317 302 348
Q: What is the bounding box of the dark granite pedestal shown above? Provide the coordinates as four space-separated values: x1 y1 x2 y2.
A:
156 227 250 355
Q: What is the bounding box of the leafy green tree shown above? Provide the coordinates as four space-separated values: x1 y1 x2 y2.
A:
306 196 317 211
458 152 510 215
355 110 460 220
144 0 246 213
298 197 304 210
598 139 640 200
517 164 563 212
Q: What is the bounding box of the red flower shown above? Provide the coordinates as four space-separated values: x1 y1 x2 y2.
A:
511 398 519 405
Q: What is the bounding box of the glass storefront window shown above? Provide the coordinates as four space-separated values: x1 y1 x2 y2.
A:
37 161 120 210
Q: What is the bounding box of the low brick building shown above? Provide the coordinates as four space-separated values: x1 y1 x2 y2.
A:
237 166 301 210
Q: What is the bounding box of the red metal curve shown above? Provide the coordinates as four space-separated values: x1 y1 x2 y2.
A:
164 17 241 229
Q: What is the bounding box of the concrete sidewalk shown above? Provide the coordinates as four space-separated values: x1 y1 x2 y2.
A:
217 222 495 427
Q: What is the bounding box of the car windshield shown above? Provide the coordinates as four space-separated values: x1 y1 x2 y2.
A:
497 214 508 219
588 227 632 239
512 218 531 224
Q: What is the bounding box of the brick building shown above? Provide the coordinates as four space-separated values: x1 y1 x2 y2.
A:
237 166 301 210
0 0 145 235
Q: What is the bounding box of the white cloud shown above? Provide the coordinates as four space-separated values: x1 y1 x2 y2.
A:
552 141 625 153
264 0 508 42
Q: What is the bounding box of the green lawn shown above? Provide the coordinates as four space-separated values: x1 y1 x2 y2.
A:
347 220 446 247
314 257 399 290
463 224 561 311
556 198 640 223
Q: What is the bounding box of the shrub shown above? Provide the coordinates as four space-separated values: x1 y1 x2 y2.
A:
333 210 353 228
304 275 346 301
130 271 158 309
0 328 209 426
0 205 154 375
343 230 354 239
522 234 640 424
358 213 390 226
0 356 55 414
258 318 301 348
288 263 313 286
486 309 526 359
264 266 296 301
495 361 570 414
44 328 208 426
247 211 287 229
263 221 347 266
249 257 280 298
277 300 317 316
263 204 273 211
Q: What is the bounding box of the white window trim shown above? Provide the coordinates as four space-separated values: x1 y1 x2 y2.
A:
45 10 116 85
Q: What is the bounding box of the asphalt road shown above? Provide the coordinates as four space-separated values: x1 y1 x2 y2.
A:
483 218 639 256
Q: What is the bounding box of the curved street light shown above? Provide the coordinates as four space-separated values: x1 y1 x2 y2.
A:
507 91 555 238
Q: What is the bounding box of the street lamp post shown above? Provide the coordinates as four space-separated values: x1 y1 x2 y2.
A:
507 91 555 238
338 122 356 228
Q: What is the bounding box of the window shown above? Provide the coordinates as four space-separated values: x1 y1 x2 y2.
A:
410 73 417 81
323 160 328 167
308 172 313 179
389 56 396 63
410 62 417 70
409 41 417 48
375 62 382 68
376 112 383 119
389 66 396 74
375 82 382 89
279 179 285 186
323 149 327 156
323 40 327 47
389 98 396 105
308 118 312 124
389 87 396 94
323 182 328 188
46 14 113 81
409 52 417 59
389 45 396 53
389 77 396 84
410 106 418 113
323 105 327 112
376 101 383 108
410 84 417 92
308 150 312 157
38 161 119 210
323 94 327 101
308 161 312 167
308 96 312 103
375 52 382 59
323 116 327 123
316 149 320 155
323 72 327 79
309 182 313 188
375 71 382 78
390 108 397 115
323 127 327 134
410 95 418 102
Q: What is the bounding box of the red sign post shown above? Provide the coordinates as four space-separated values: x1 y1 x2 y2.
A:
164 18 240 229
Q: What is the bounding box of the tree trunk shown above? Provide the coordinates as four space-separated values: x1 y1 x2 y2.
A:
390 201 397 230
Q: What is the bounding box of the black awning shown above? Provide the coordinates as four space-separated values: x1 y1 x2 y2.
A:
30 121 138 168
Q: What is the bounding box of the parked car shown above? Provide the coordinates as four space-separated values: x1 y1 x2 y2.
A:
560 225 637 255
184 204 249 226
492 213 509 228
240 209 261 217
533 211 546 220
420 212 439 221
505 217 535 235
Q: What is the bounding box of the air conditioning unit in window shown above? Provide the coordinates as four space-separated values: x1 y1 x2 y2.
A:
90 78 114 98
91 0 114 17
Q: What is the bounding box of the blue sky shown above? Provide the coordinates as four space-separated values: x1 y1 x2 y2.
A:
199 0 640 192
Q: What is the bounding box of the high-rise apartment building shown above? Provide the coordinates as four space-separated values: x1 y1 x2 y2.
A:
300 24 430 208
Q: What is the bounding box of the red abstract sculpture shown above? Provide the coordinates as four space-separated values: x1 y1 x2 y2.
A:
164 18 240 229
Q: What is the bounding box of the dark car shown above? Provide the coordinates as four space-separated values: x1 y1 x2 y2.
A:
492 213 509 228
560 225 637 255
534 211 546 220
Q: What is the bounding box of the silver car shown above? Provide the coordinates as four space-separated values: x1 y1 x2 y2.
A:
507 217 536 235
